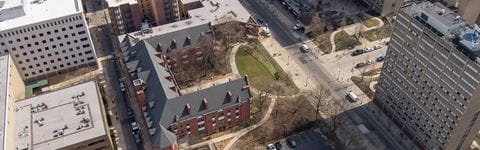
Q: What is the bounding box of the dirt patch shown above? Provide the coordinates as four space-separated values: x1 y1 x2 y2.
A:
234 95 316 149
310 32 332 54
214 138 233 150
361 68 382 76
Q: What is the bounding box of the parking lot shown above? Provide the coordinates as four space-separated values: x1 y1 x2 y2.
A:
271 129 331 150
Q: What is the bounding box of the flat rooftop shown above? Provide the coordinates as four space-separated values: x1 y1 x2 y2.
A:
105 0 137 7
11 81 107 150
405 2 480 62
0 0 83 31
0 54 8 150
121 19 211 41
183 0 250 25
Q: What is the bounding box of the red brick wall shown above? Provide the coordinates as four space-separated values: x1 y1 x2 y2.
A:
169 101 251 137
165 48 204 71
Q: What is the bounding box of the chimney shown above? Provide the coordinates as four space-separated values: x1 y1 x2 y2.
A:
242 85 250 91
227 91 233 102
244 75 250 85
171 39 177 49
186 103 191 115
202 98 208 109
185 36 191 45
169 84 176 91
157 43 163 52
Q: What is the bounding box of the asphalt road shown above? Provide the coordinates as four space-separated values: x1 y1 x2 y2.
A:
88 10 143 150
102 60 142 150
242 1 408 149
241 0 300 46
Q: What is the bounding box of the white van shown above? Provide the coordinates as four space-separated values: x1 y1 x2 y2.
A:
262 27 271 37
347 91 358 101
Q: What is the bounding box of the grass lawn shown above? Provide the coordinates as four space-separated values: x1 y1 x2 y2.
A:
363 18 380 28
363 25 392 42
334 31 360 51
236 49 275 90
236 40 299 94
310 32 332 54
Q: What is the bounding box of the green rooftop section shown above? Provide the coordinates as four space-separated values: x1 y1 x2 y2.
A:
25 79 48 97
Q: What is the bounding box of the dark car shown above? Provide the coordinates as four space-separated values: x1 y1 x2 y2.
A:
351 49 365 56
274 142 283 150
286 138 297 148
355 62 366 68
256 18 264 25
376 55 385 62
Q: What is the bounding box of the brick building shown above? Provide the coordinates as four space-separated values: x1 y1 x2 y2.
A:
119 20 214 73
118 22 252 149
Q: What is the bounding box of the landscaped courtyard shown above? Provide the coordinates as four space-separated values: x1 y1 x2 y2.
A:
334 31 361 51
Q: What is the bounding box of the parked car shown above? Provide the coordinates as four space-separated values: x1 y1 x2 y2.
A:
131 121 139 131
351 49 365 56
299 44 310 53
286 138 297 148
119 82 126 92
373 45 382 50
293 23 304 30
256 18 264 25
364 47 374 52
376 55 385 62
267 144 277 150
133 132 141 143
262 27 272 37
347 91 358 102
355 62 366 68
127 108 134 119
274 142 283 150
366 60 374 65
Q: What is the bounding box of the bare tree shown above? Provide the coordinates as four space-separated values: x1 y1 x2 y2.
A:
309 14 325 35
311 87 330 121
215 15 247 50
310 86 345 137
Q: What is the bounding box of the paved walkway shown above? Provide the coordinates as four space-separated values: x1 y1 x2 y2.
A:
229 43 246 76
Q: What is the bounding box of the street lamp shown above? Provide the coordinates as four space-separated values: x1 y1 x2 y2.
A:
287 56 290 65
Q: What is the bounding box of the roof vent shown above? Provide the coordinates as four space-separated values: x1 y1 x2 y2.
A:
186 103 191 115
202 98 208 109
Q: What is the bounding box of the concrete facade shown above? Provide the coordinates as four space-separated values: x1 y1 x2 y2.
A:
0 54 25 150
0 0 97 82
375 2 480 149
362 0 407 16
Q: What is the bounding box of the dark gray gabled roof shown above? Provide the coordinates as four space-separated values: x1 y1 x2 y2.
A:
153 125 177 149
118 22 252 149
142 22 214 54
122 39 180 99
159 77 251 125
148 77 251 148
